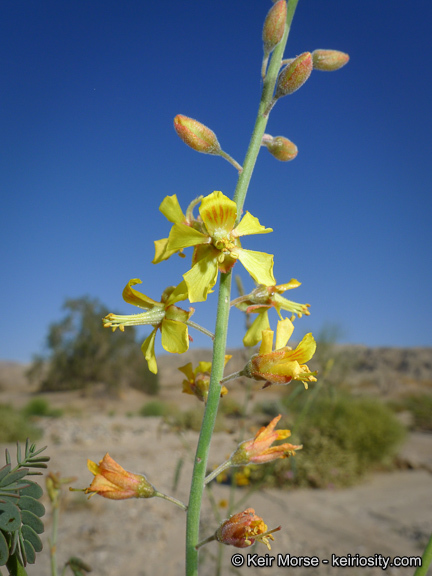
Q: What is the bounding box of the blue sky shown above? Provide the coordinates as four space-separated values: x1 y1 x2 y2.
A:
1 0 431 363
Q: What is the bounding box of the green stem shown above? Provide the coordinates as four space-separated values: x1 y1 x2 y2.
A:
155 490 188 511
186 272 232 575
185 4 300 574
219 369 244 386
186 319 215 340
414 532 432 576
49 501 59 576
204 460 232 486
233 0 299 217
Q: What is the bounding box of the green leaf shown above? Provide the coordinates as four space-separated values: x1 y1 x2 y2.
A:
19 482 42 500
21 526 42 554
20 511 43 535
0 470 28 488
0 467 11 485
21 541 35 566
6 551 29 575
0 502 21 532
17 497 44 519
0 531 9 566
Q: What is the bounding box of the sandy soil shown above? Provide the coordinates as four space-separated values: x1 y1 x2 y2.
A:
1 357 432 576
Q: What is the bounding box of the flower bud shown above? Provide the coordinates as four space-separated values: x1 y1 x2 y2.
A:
262 0 287 56
312 49 350 71
174 115 222 155
262 135 298 162
275 52 313 98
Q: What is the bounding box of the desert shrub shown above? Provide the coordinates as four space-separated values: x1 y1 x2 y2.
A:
27 296 159 395
218 396 243 417
239 391 405 489
0 404 42 443
139 400 173 417
253 399 285 418
390 393 432 431
294 393 406 471
21 397 63 418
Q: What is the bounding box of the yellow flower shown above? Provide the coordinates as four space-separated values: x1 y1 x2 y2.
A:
84 454 155 500
215 508 281 550
155 191 275 302
103 279 193 374
230 415 301 465
231 279 310 347
179 355 231 403
242 318 317 388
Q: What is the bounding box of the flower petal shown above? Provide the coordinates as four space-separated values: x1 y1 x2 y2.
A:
122 279 159 309
287 333 316 363
184 254 219 303
141 329 158 374
159 194 186 223
161 318 189 354
275 318 294 350
165 280 189 305
243 311 270 347
233 212 273 238
237 249 275 286
153 238 179 264
199 191 237 237
167 223 208 252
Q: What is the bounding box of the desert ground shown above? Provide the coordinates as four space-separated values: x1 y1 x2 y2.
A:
1 346 432 576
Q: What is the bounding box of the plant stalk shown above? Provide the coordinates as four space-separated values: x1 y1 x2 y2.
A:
185 3 300 574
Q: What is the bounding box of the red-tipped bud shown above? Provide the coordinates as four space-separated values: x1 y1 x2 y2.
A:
262 134 298 161
263 0 287 56
174 115 222 155
312 49 350 71
275 52 313 98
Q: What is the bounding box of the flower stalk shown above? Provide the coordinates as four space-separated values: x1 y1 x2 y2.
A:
185 3 300 574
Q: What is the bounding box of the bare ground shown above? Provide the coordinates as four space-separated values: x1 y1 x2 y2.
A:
1 355 432 576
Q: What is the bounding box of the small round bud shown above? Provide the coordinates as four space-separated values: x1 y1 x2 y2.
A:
174 115 222 155
275 52 313 98
262 0 287 56
312 49 350 71
262 135 298 161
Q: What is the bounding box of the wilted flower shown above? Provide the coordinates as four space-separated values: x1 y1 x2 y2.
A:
103 279 193 374
179 356 231 403
241 318 317 388
84 454 156 500
156 191 276 302
231 279 310 347
230 415 301 465
215 508 281 550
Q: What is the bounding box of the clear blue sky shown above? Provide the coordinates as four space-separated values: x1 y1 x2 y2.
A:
1 1 431 363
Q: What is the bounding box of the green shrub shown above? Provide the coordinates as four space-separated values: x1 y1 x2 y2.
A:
390 393 432 431
21 397 63 418
294 393 406 471
27 296 159 395
0 404 42 443
139 400 173 417
241 391 406 489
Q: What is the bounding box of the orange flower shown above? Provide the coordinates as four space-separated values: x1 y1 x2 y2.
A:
215 508 281 550
85 454 155 500
230 415 301 465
